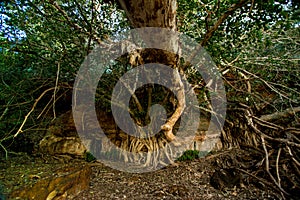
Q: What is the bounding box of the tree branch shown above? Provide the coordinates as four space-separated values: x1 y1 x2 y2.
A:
14 88 55 138
201 0 251 46
51 1 102 45
260 106 300 122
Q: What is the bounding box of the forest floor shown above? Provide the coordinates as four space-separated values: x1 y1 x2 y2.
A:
0 149 282 200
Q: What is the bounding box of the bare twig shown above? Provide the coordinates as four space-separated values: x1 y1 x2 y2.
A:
0 97 14 121
252 116 283 130
14 88 55 138
0 142 8 160
232 66 297 102
37 88 70 119
237 168 286 198
286 146 300 167
51 1 102 45
201 0 251 46
262 134 300 148
117 74 143 112
276 148 282 189
52 62 61 120
261 135 289 197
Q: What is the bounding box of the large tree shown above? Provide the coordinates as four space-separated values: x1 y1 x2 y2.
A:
1 0 299 197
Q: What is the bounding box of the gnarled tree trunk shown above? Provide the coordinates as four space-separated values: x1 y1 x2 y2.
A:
118 0 185 142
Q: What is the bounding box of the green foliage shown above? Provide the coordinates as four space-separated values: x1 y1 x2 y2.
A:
178 0 299 117
176 150 200 161
0 0 125 153
84 151 96 162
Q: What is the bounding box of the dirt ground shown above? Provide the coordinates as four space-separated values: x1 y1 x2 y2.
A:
74 158 280 200
0 149 284 200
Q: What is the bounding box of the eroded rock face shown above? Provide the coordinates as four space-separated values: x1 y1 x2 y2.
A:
39 109 120 158
39 109 222 158
10 165 91 200
39 111 87 157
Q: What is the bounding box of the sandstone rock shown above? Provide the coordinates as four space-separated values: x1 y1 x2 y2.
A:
39 135 86 157
39 111 87 157
10 165 91 200
39 108 221 159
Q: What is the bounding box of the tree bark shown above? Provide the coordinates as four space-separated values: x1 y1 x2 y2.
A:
118 0 177 30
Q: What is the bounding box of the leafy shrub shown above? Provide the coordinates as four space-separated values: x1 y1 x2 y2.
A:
176 150 200 161
84 152 96 162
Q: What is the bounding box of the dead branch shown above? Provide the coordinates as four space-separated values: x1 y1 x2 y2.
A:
52 62 60 120
260 106 300 122
233 66 296 102
0 142 8 160
14 87 55 138
276 148 282 189
237 168 287 198
286 146 300 167
252 116 284 130
226 104 299 198
261 135 289 198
